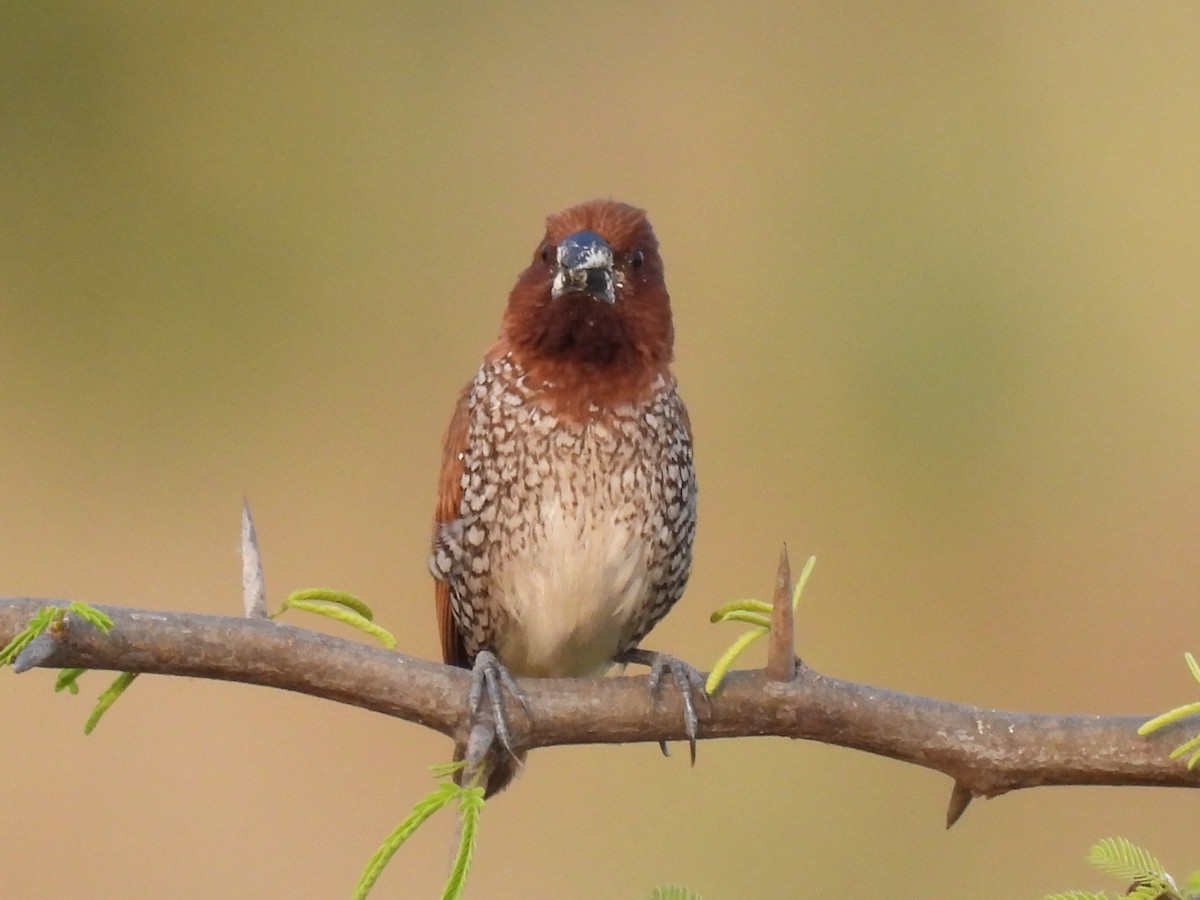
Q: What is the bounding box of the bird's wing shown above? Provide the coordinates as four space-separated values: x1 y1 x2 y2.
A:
433 382 473 668
626 387 699 649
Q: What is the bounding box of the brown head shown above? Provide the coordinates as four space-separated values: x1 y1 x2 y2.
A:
499 200 675 408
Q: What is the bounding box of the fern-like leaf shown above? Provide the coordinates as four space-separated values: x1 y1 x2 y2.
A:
0 605 58 665
442 786 484 900
65 601 113 632
646 887 702 900
1186 869 1200 892
705 555 815 693
1087 838 1167 884
84 671 139 734
274 589 397 649
55 668 87 694
353 782 461 900
1126 883 1181 900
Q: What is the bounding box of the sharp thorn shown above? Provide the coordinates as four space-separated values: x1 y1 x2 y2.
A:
240 498 268 618
766 543 797 681
13 632 58 673
945 781 974 829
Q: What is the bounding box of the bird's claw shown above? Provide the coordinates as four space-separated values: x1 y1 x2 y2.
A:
618 648 707 765
467 649 527 761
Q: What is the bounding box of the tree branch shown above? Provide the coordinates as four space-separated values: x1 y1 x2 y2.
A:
3 595 1197 819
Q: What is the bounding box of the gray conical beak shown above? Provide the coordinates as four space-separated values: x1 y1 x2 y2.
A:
551 229 616 305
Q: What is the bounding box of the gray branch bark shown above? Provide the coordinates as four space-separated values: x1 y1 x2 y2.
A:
3 595 1197 825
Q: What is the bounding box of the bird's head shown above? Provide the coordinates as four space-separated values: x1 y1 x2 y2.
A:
501 200 673 376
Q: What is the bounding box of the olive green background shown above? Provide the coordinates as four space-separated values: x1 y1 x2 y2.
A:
3 4 1199 898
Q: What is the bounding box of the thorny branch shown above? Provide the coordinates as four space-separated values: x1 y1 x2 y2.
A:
3 518 1197 825
2 592 1198 825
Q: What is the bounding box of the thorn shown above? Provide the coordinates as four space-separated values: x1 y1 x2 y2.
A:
765 543 797 682
13 632 60 674
945 781 974 828
241 498 268 618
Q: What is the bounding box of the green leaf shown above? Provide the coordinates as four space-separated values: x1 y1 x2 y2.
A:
1087 837 1165 882
1139 701 1200 736
705 629 764 695
708 599 772 622
711 610 772 628
275 590 397 649
66 601 113 632
705 556 815 693
1126 884 1180 900
2 601 115 667
55 668 87 694
442 786 484 900
353 781 463 900
1139 653 1200 769
1166 732 1200 763
285 588 376 622
84 671 139 734
1043 839 1183 900
430 760 467 779
1184 652 1200 685
0 602 137 731
0 605 57 665
646 887 702 900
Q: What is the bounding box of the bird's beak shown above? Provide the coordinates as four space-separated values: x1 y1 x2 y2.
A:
551 229 617 305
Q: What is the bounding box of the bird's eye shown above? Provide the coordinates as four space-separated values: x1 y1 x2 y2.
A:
539 244 554 265
629 248 645 269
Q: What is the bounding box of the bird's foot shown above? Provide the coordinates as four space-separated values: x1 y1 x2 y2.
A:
466 649 527 762
458 650 529 796
615 648 708 765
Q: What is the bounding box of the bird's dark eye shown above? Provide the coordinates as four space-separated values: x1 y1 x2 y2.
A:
539 244 554 265
629 248 645 269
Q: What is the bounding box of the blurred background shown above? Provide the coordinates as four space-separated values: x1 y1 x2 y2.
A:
2 3 1199 898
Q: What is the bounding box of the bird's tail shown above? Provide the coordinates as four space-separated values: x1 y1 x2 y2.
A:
453 741 526 797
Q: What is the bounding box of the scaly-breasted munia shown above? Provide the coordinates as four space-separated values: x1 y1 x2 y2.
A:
430 199 699 794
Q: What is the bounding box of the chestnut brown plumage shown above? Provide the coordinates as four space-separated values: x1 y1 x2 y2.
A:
430 199 699 794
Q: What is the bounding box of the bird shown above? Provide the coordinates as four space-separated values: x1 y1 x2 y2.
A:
429 199 700 795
